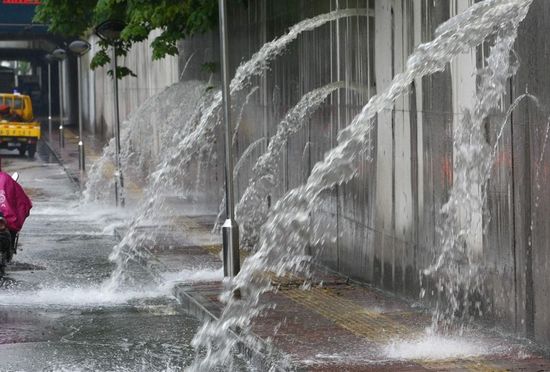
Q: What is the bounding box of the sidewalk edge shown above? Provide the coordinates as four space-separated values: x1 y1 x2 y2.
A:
42 139 81 189
173 284 295 372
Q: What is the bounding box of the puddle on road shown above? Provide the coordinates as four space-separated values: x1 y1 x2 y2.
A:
0 144 236 371
0 301 202 371
0 266 222 371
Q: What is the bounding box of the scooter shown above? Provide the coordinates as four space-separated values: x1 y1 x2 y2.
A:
0 221 12 277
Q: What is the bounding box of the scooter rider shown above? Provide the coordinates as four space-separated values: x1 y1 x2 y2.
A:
0 171 32 260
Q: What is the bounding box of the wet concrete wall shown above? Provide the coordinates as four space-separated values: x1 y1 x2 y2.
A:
509 0 550 342
80 31 179 140
174 0 550 346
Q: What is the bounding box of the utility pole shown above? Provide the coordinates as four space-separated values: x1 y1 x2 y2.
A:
218 0 240 278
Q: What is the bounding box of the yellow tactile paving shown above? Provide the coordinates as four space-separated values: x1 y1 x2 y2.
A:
172 216 206 231
203 243 249 264
204 244 223 256
283 287 410 341
283 287 506 371
270 273 305 288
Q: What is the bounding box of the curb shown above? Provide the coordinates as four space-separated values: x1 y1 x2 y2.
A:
114 226 293 370
173 284 294 371
109 186 292 368
41 139 81 190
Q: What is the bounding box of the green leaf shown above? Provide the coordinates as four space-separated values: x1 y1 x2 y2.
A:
33 0 245 77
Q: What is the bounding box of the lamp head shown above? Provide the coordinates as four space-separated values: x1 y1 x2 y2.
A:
52 48 67 61
94 20 125 43
45 53 56 63
69 40 91 55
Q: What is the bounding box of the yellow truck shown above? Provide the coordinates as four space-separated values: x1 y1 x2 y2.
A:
0 93 41 157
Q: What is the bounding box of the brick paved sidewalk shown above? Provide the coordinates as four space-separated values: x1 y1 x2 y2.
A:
169 215 550 371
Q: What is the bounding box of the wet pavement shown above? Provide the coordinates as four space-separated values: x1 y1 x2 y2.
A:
171 214 550 371
7 134 550 371
0 142 203 371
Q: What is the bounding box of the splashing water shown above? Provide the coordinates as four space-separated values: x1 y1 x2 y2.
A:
422 34 521 331
0 267 222 308
383 334 502 361
82 80 211 205
100 8 373 291
232 86 260 147
150 8 372 192
235 81 367 249
189 1 533 370
82 137 116 204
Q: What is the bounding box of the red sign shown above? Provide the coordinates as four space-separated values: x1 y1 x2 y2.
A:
2 0 41 4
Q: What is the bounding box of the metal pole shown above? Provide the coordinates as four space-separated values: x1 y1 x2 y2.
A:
219 0 240 278
77 56 85 172
112 46 124 207
58 60 64 148
47 63 52 142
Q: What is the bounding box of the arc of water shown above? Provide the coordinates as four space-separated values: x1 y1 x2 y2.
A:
233 137 267 178
213 137 267 233
158 9 372 186
105 9 373 291
236 81 368 249
232 86 260 147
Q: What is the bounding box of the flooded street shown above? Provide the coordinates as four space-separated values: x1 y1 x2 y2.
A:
5 1 550 370
0 145 201 371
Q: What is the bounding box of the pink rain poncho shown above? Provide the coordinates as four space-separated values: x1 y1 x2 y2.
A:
0 172 32 232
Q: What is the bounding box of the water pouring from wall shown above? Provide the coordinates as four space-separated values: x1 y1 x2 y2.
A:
236 81 368 250
422 29 523 331
82 80 212 205
84 9 373 291
189 1 534 369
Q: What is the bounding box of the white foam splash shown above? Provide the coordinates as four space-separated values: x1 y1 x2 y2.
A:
161 268 223 286
0 268 222 307
0 286 162 307
383 334 501 361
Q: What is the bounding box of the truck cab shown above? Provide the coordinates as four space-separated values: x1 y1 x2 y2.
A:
0 93 41 157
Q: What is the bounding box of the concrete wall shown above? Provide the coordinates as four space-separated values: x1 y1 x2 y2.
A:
175 0 550 345
80 30 179 139
509 0 550 341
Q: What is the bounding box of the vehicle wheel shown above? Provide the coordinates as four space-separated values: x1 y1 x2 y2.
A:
6 247 12 263
27 144 36 158
0 250 6 277
18 145 27 157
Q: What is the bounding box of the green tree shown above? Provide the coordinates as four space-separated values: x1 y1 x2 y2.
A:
35 0 245 78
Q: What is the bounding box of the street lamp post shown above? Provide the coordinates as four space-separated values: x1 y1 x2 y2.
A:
218 0 240 278
95 20 125 207
69 40 91 173
52 48 67 148
44 54 55 143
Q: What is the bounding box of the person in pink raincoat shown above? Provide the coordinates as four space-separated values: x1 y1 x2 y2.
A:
0 171 32 258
